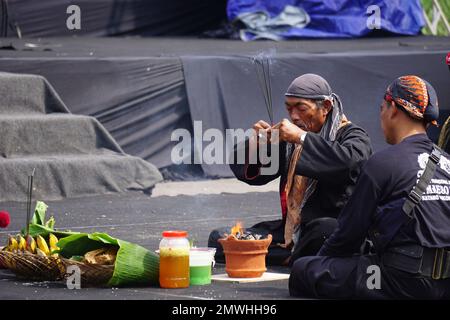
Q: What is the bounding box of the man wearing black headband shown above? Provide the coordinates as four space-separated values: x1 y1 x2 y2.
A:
290 75 450 299
208 73 372 265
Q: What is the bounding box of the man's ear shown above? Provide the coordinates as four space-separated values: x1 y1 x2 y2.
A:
389 101 399 119
322 99 333 115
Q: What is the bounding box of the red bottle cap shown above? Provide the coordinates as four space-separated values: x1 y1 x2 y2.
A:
162 230 188 238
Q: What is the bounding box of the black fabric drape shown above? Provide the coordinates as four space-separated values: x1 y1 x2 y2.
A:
0 0 227 38
182 51 450 177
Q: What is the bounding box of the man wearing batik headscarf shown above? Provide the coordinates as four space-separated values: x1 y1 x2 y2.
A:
290 75 450 299
208 73 372 265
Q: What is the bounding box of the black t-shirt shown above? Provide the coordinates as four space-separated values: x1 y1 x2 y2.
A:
320 133 450 256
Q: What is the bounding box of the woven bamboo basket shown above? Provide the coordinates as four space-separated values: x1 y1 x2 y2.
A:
60 258 115 287
0 250 65 281
0 247 6 269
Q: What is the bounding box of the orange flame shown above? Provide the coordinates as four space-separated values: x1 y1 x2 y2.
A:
230 221 244 236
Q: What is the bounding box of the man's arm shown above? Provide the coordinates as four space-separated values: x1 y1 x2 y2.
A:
296 125 372 184
229 136 283 186
318 163 382 256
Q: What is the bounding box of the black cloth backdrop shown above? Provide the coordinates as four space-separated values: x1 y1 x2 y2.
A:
0 37 448 178
0 0 227 37
182 51 450 177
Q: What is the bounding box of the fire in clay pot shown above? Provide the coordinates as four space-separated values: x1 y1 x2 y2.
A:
218 222 272 278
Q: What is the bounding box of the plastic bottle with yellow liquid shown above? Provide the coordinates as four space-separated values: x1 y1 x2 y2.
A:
159 230 190 288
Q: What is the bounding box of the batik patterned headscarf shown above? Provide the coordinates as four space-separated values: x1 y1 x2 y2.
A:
385 75 439 126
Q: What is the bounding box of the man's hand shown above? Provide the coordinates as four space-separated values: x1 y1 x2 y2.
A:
252 120 272 144
247 120 272 164
272 118 305 144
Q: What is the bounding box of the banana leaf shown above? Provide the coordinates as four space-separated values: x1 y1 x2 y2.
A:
24 223 79 238
22 201 78 238
57 232 159 287
31 201 47 225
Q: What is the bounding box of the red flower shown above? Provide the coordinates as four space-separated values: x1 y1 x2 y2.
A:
0 211 10 228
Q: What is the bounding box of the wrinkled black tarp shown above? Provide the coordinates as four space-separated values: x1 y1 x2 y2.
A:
0 37 448 178
182 51 450 177
0 0 227 37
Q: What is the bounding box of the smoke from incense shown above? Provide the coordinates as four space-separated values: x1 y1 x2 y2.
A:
252 51 275 125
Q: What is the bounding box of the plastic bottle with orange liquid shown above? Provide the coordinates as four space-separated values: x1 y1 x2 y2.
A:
159 230 190 288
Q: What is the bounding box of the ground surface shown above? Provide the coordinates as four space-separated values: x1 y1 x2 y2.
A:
0 179 295 300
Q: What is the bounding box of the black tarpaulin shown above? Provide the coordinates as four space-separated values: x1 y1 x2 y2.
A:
0 0 227 37
0 37 448 178
182 51 450 177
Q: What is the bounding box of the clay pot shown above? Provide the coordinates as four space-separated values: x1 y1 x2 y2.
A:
218 234 272 278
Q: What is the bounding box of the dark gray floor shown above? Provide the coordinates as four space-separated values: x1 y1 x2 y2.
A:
1 36 449 58
0 191 294 300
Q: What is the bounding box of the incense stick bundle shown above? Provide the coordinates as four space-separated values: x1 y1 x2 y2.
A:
25 168 35 236
253 56 274 126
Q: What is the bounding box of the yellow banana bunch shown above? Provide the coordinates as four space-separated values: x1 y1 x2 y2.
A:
49 234 59 255
17 235 26 251
7 235 18 251
36 235 50 256
3 234 59 257
36 248 47 257
26 235 36 254
49 234 58 250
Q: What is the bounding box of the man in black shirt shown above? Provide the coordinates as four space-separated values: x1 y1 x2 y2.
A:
290 75 450 299
208 74 372 265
